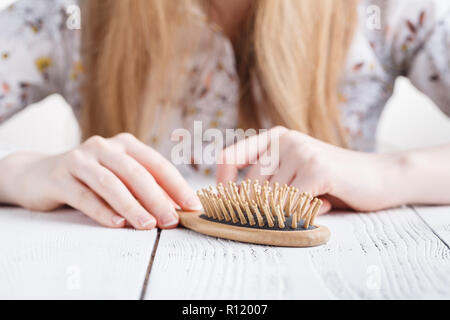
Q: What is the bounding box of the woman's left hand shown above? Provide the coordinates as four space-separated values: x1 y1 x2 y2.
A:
216 126 404 214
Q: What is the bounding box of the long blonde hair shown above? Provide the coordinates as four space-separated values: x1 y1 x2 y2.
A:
81 0 358 146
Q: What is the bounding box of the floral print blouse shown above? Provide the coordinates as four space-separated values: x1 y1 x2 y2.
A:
0 0 449 178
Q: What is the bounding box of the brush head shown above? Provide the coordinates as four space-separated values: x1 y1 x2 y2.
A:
178 180 331 247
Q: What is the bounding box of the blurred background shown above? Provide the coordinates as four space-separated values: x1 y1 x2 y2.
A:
0 0 449 155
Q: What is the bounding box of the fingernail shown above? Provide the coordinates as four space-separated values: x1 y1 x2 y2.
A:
161 211 179 228
113 216 126 225
138 215 156 228
185 196 203 211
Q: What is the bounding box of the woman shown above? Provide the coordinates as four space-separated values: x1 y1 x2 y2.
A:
0 0 449 230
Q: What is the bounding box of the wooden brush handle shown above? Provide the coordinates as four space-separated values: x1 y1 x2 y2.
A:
177 211 330 247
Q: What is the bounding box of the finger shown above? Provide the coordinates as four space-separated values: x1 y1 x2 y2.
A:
268 163 296 186
69 158 157 230
317 197 332 215
216 161 239 185
290 176 332 218
97 150 179 229
63 176 126 228
245 146 280 182
322 194 351 210
216 126 288 184
289 174 330 199
114 133 201 211
244 161 264 182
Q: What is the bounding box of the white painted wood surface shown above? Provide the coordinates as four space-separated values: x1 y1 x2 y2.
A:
145 207 450 300
413 206 450 247
0 208 157 299
1 205 450 300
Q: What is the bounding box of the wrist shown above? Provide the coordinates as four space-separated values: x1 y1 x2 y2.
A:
0 152 48 205
377 151 416 207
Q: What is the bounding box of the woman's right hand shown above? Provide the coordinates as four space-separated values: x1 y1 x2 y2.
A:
0 133 202 230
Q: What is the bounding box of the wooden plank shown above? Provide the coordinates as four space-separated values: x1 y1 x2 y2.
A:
145 207 450 299
0 207 157 299
308 207 450 299
412 206 450 247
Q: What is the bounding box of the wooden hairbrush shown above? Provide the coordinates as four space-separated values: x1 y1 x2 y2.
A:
178 180 330 247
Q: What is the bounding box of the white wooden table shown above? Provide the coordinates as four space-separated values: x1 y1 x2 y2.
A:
1 177 450 300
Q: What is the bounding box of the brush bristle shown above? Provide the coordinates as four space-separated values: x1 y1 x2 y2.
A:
196 180 323 230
